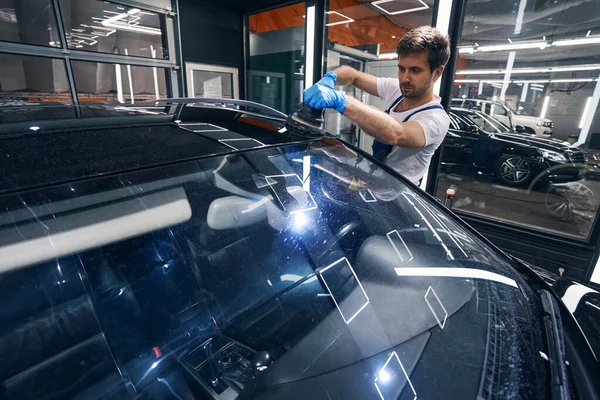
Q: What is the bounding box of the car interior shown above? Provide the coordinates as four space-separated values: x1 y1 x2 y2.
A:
0 142 548 400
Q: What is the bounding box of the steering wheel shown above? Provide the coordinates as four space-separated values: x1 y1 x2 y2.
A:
318 220 362 260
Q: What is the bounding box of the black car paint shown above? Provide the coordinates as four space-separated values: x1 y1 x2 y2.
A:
0 102 599 400
442 109 585 185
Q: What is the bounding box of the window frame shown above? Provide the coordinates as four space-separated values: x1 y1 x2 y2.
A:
0 0 182 107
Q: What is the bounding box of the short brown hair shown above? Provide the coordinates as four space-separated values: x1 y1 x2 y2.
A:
396 26 451 73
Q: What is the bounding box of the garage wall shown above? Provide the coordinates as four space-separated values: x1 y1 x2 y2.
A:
545 84 600 141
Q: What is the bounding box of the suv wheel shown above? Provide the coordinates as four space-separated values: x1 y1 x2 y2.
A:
494 155 532 186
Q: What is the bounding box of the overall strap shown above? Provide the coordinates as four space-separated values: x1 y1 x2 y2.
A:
385 95 404 114
402 104 445 122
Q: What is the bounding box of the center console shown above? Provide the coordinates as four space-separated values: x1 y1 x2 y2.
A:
180 336 256 399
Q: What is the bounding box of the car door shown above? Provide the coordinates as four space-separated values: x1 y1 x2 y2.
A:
442 113 480 166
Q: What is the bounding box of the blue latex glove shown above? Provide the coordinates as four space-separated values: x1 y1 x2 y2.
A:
303 84 347 114
316 71 338 88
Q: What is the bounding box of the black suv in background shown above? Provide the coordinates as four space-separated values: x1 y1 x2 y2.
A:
0 100 598 400
442 108 586 186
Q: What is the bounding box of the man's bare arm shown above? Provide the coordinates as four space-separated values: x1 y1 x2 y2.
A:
343 96 426 148
333 66 379 97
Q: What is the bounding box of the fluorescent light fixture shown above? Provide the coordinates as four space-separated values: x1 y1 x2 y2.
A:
115 63 124 103
101 8 161 36
379 52 398 60
454 79 480 83
500 51 516 100
124 49 134 104
540 95 550 118
552 78 595 83
372 0 429 16
305 5 315 89
514 0 527 35
457 64 600 75
150 45 160 100
325 10 354 26
531 87 544 91
477 41 547 52
554 36 600 47
394 267 518 288
520 82 529 102
579 97 593 129
514 80 549 84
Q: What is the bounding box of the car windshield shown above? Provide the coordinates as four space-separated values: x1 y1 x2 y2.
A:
0 139 550 399
457 110 512 133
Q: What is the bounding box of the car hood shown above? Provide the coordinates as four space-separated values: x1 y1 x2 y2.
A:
491 131 572 152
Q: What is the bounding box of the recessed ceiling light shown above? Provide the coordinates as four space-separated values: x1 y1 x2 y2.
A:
371 0 429 16
325 11 354 26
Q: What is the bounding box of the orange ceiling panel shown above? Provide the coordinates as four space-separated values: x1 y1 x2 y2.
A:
249 3 306 34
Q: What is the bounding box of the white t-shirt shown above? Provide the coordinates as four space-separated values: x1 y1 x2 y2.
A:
376 77 450 184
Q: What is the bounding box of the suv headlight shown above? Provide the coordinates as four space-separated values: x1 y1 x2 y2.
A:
541 150 566 162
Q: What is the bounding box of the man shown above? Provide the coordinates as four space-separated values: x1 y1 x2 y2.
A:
303 25 451 185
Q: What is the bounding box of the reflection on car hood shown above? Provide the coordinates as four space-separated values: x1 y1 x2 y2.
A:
492 131 573 152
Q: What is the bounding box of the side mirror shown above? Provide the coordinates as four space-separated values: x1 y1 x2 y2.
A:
515 125 526 133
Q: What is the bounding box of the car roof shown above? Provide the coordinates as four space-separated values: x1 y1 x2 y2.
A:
0 100 314 195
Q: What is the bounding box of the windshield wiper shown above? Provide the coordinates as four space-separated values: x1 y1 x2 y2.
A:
147 98 288 120
539 289 571 399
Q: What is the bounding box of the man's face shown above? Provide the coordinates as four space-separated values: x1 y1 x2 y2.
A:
397 51 443 98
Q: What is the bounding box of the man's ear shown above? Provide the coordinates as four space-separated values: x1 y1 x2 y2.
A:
432 66 445 82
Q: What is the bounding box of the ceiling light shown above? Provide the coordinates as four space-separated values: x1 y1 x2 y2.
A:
326 11 354 26
101 8 161 36
553 36 600 47
579 97 593 129
478 41 547 52
540 96 550 119
514 80 549 84
457 64 600 75
551 78 595 83
379 52 398 60
531 87 544 91
372 0 429 16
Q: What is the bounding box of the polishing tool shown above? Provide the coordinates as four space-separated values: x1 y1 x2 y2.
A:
285 103 326 138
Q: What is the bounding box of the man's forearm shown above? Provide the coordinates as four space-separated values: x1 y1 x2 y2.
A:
342 96 403 145
332 65 359 86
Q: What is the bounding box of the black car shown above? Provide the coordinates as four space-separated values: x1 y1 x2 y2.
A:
442 108 586 186
0 100 598 400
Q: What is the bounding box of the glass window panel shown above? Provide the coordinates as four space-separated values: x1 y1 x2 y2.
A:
325 0 434 147
0 0 61 47
59 0 167 59
248 2 306 115
0 53 72 105
191 70 233 99
71 60 168 103
437 0 600 240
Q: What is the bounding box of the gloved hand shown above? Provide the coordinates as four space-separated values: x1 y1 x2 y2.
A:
316 71 337 88
303 84 347 114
